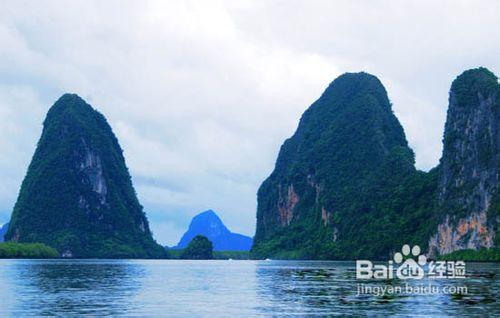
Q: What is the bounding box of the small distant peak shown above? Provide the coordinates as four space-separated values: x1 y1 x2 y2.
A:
194 210 219 219
201 209 216 215
189 210 224 229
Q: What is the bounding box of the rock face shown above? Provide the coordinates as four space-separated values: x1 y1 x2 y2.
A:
5 94 166 258
175 210 253 251
428 68 499 256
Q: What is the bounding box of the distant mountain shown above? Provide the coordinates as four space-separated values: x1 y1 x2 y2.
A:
174 210 253 251
0 222 9 242
5 94 166 258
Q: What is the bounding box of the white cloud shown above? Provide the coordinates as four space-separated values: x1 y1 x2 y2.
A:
0 0 498 245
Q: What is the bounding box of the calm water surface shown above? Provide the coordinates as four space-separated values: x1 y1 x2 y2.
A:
0 260 498 316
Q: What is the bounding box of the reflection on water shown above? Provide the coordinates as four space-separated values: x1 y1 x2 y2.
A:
0 260 497 316
1 260 144 316
256 262 359 315
255 261 499 316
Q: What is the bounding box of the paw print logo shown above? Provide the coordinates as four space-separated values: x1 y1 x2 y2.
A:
394 244 427 280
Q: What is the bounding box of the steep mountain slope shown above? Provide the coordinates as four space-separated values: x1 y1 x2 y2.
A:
175 210 253 251
252 72 438 260
5 94 166 258
429 68 499 256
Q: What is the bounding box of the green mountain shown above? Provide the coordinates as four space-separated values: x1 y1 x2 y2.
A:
5 94 166 258
252 68 498 260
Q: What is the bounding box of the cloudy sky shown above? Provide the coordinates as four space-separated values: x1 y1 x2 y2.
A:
0 0 499 245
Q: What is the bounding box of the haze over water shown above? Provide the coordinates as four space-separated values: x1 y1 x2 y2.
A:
0 260 497 316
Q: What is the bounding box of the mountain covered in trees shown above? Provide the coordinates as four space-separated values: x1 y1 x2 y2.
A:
251 68 499 260
5 94 166 258
174 210 253 251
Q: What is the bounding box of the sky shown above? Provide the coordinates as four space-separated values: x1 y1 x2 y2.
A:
0 0 499 245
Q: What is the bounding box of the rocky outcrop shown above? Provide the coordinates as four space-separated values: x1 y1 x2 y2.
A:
278 184 299 226
429 68 499 256
428 211 494 255
79 139 107 205
321 207 329 226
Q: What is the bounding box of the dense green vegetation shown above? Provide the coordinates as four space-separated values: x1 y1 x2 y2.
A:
252 69 499 260
252 72 437 260
168 248 249 260
213 250 250 260
439 248 500 262
0 242 59 258
165 249 183 259
180 235 214 259
5 94 166 258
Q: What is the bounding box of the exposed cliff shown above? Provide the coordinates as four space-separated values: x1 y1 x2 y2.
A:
5 94 166 258
429 68 499 256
